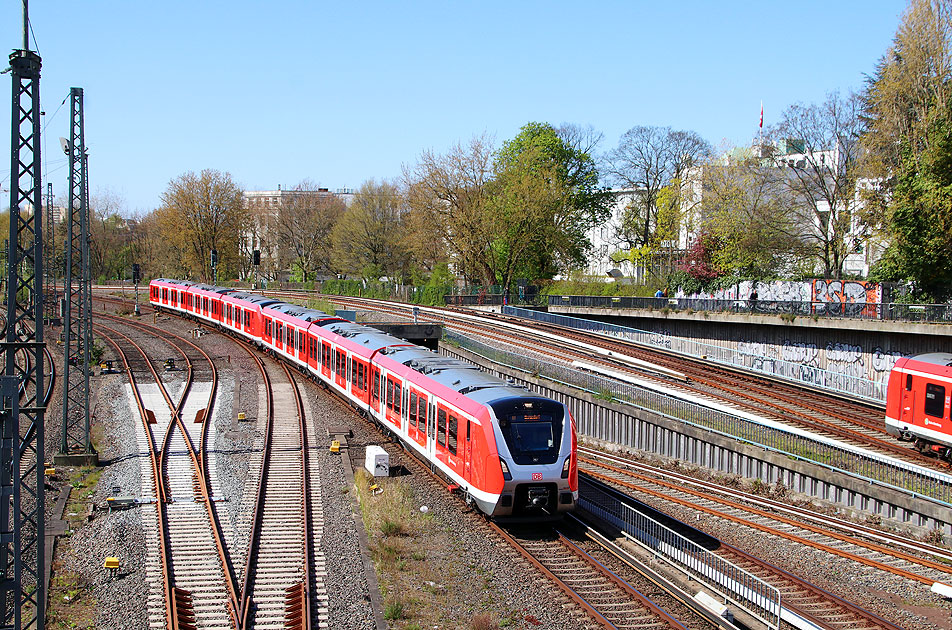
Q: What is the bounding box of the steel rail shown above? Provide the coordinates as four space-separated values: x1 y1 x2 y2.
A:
554 527 692 630
282 361 313 630
582 473 903 630
236 342 274 628
110 297 319 628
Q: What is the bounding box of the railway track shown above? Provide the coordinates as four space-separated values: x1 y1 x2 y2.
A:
288 293 949 473
236 339 326 628
95 306 328 629
580 446 952 573
579 462 920 630
95 318 239 629
490 520 700 630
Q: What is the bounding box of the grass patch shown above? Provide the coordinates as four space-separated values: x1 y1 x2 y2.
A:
307 298 338 315
46 568 96 629
384 597 407 620
64 466 103 530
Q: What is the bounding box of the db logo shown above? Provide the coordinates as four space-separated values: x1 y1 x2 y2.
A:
531 473 543 481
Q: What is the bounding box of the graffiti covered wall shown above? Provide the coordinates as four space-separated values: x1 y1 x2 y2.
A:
600 314 948 401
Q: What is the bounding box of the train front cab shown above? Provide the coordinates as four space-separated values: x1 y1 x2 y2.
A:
484 396 577 520
886 354 952 458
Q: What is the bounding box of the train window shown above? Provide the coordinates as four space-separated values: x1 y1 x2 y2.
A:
907 374 913 391
410 392 418 427
394 383 401 414
448 415 458 455
373 372 380 402
358 364 366 389
437 409 447 446
387 380 394 408
420 398 427 428
925 383 946 418
298 331 304 351
351 361 358 386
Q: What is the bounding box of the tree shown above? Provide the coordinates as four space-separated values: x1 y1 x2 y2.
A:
863 0 952 177
331 180 409 281
603 126 712 248
491 122 611 287
156 170 249 282
271 181 346 282
404 135 496 285
768 91 865 278
695 153 804 279
873 101 952 300
863 0 952 299
88 191 133 282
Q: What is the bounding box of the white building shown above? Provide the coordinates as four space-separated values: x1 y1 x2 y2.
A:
241 185 355 281
676 139 884 278
582 187 647 280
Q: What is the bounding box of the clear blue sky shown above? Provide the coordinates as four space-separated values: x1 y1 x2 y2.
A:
1 1 905 214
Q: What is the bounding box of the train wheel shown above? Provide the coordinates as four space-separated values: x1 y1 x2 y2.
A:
916 439 931 455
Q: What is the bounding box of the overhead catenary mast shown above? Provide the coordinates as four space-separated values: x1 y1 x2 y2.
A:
57 87 96 467
2 0 47 627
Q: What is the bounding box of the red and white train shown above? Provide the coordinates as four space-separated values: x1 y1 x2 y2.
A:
885 353 952 459
149 278 578 519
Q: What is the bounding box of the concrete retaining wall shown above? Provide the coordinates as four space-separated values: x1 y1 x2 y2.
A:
548 307 952 398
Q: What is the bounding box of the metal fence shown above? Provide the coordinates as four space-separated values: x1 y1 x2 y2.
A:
444 331 952 505
580 477 781 630
503 306 885 403
546 294 952 324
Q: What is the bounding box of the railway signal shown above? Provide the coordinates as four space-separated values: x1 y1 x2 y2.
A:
133 264 141 316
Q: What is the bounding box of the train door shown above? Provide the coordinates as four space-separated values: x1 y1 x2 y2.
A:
901 373 916 424
428 401 437 457
463 418 472 482
321 342 332 380
384 375 401 429
263 317 273 346
370 366 381 414
334 348 347 389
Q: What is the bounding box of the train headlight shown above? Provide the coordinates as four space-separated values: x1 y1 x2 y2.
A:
561 456 571 479
499 457 512 481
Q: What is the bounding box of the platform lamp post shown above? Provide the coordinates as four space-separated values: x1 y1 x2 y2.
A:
132 263 140 315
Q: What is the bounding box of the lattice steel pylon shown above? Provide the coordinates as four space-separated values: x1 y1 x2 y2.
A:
58 87 94 465
3 44 46 630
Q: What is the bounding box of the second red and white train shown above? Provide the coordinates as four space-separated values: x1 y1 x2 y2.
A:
149 278 578 519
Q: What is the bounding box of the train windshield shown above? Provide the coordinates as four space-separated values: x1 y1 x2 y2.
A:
510 419 554 452
490 398 564 465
